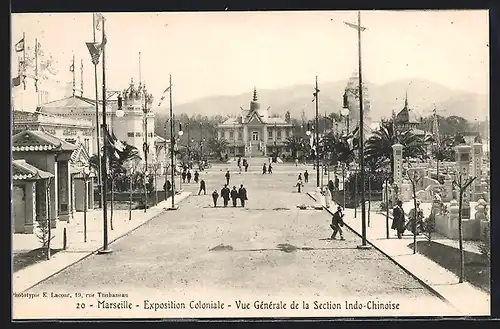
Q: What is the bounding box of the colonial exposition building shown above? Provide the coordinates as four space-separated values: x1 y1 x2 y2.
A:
217 88 294 157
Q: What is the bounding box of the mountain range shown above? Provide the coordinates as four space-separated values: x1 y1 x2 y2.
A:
155 78 489 122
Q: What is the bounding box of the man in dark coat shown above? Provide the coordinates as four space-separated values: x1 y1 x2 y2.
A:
198 179 206 195
221 184 230 207
237 157 241 168
187 170 192 183
335 176 340 190
304 170 309 183
163 180 172 199
330 206 345 240
212 190 219 207
181 170 187 183
225 170 231 185
327 179 335 198
238 184 248 207
243 159 248 172
268 163 273 174
194 170 199 183
230 186 239 207
392 200 406 239
262 163 267 174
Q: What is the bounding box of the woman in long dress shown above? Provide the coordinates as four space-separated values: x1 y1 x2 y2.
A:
324 187 332 208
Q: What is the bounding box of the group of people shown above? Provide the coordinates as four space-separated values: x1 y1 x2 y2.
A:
181 169 200 184
391 200 426 239
295 170 340 195
262 162 273 174
212 184 248 208
237 157 249 173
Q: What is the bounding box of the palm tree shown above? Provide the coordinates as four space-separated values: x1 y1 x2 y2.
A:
207 137 229 160
365 121 425 178
284 136 305 159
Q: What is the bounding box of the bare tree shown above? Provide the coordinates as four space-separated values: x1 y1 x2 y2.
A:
150 160 161 206
35 177 55 260
453 175 476 283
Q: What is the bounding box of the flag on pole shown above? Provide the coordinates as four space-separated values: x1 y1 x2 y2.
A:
346 125 360 149
86 39 106 65
344 21 366 31
157 85 171 107
69 62 74 72
94 13 105 31
12 75 23 87
15 38 25 52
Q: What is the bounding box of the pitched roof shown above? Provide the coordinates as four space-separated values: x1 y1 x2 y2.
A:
396 105 420 124
38 95 96 109
12 159 54 180
70 143 90 165
12 130 77 152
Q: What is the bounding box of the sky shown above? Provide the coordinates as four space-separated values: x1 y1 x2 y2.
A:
11 10 489 106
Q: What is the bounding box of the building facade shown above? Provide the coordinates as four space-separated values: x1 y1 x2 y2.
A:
13 110 94 155
217 88 294 157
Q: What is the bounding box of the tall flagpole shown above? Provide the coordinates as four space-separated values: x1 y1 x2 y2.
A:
357 10 369 249
93 14 103 208
315 76 320 187
169 74 177 210
34 38 38 95
80 59 84 97
98 17 112 254
22 32 26 90
72 54 76 96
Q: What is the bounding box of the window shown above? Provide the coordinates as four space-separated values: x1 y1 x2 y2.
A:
229 130 234 139
239 130 243 140
252 131 259 141
84 138 90 153
149 133 153 138
127 132 134 137
135 132 142 137
268 129 273 139
277 130 282 140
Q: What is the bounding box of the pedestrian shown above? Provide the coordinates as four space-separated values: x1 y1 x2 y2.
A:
238 184 248 207
335 175 340 190
330 206 345 240
181 170 187 183
405 200 425 234
187 170 192 183
194 170 199 183
295 158 299 167
221 184 230 207
212 190 219 207
163 180 172 199
225 170 231 185
231 186 239 207
198 179 206 195
262 163 267 174
238 164 242 174
268 163 272 174
244 161 249 172
391 200 406 239
304 170 309 183
296 179 303 193
328 179 334 197
298 173 302 181
324 187 332 208
237 157 241 168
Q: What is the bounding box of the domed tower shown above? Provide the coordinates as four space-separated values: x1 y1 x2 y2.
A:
250 87 260 112
114 77 155 162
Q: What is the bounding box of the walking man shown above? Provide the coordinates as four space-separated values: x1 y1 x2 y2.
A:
194 170 199 184
328 179 334 197
295 158 299 167
392 200 406 239
163 180 172 200
231 186 239 207
304 170 309 183
262 163 267 174
181 170 187 183
335 175 340 190
268 163 273 174
198 179 206 195
238 184 248 207
212 190 219 208
225 170 231 186
296 178 303 193
187 170 192 183
221 184 230 207
243 158 248 172
330 206 345 240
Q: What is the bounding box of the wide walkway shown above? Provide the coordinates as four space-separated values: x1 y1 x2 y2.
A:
307 193 490 316
14 159 456 319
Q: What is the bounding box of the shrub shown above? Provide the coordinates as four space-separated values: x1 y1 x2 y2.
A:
424 212 436 242
479 225 491 261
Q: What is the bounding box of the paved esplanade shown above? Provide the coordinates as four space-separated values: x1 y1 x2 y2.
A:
26 157 452 315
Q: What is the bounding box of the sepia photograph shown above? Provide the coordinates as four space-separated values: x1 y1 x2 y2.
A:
11 10 490 319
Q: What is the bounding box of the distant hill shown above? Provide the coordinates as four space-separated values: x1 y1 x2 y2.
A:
155 78 489 122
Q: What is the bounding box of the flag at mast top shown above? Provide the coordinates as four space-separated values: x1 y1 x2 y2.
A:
94 13 105 32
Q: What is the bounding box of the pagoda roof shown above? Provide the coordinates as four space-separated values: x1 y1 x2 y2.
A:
13 130 77 152
12 159 54 181
395 105 420 124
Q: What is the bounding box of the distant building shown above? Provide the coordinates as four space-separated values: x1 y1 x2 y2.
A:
217 88 294 157
394 93 425 137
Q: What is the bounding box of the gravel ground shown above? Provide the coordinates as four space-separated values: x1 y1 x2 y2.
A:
25 160 451 314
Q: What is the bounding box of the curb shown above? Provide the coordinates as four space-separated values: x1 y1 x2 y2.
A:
19 193 191 293
306 192 456 309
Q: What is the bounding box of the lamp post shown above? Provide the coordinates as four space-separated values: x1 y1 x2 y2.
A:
306 123 312 166
167 74 179 211
178 128 184 191
82 166 91 243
